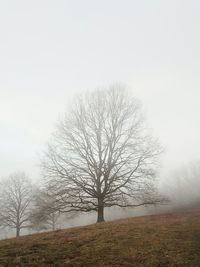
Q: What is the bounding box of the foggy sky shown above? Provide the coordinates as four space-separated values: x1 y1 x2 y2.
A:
0 0 200 182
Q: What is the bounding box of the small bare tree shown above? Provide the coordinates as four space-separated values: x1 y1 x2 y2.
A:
164 160 200 211
30 190 61 231
0 172 33 237
42 86 163 222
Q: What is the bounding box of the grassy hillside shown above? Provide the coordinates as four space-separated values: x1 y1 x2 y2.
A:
0 212 199 267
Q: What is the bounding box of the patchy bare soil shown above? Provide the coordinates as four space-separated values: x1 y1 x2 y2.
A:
0 211 199 266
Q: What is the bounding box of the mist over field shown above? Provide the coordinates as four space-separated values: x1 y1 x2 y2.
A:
0 0 200 241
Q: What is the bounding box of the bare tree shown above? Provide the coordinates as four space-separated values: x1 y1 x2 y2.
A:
163 160 200 211
30 190 61 231
0 172 33 237
42 86 163 222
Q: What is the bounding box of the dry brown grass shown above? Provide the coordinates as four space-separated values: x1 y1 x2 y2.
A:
0 211 199 266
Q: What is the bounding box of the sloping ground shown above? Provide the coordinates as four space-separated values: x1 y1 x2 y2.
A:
0 212 199 267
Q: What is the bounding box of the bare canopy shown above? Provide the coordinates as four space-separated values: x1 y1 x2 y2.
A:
42 86 163 222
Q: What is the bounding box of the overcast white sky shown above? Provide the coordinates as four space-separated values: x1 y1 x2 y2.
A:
0 0 200 182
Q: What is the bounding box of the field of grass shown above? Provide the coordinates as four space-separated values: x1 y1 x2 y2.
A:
0 211 199 266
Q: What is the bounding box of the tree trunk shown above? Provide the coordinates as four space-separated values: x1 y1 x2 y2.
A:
52 212 56 231
16 227 20 237
16 213 20 237
97 198 105 222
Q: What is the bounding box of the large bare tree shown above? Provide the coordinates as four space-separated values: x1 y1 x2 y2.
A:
0 172 33 236
42 86 163 222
